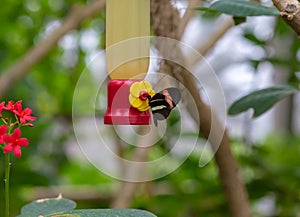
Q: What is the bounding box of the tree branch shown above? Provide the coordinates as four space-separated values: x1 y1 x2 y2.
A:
272 0 300 35
0 0 106 98
178 0 203 39
187 16 234 66
150 1 252 217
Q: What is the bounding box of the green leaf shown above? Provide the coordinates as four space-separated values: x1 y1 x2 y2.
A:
195 7 222 19
243 32 267 46
228 85 298 117
18 196 157 217
48 209 157 217
196 7 220 14
18 195 76 217
208 0 280 17
233 16 247 25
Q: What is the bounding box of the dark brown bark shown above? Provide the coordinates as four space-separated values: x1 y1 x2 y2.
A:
272 0 300 36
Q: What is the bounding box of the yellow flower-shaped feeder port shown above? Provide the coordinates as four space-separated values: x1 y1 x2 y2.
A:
129 81 155 111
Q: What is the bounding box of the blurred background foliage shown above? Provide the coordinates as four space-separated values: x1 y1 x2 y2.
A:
0 0 299 216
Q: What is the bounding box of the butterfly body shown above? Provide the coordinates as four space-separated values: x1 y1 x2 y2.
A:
147 88 181 126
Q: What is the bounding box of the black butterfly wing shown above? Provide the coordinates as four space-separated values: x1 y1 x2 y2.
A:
149 92 171 115
149 88 181 126
163 88 181 106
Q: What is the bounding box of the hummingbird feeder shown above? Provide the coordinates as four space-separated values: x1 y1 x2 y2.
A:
104 0 153 125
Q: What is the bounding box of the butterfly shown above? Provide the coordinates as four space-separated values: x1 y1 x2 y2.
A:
147 88 181 126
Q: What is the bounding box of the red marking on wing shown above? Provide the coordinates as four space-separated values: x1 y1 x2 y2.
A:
162 90 174 109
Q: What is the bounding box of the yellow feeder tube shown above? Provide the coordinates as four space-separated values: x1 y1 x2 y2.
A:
104 0 151 125
106 0 150 79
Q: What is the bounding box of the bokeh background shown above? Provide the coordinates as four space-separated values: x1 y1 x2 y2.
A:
0 0 299 216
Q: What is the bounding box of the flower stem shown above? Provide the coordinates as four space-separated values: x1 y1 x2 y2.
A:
5 153 10 217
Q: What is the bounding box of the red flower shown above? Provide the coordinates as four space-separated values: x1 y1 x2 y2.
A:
3 128 29 158
0 101 5 118
13 101 36 125
0 101 5 112
4 100 19 112
0 124 7 144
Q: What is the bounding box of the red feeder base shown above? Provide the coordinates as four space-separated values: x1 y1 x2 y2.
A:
104 79 151 125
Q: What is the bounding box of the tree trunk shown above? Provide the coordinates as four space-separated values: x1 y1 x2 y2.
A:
150 1 252 216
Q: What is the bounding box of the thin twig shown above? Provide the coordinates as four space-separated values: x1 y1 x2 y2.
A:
178 0 203 39
4 154 11 217
187 16 234 66
272 0 300 36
